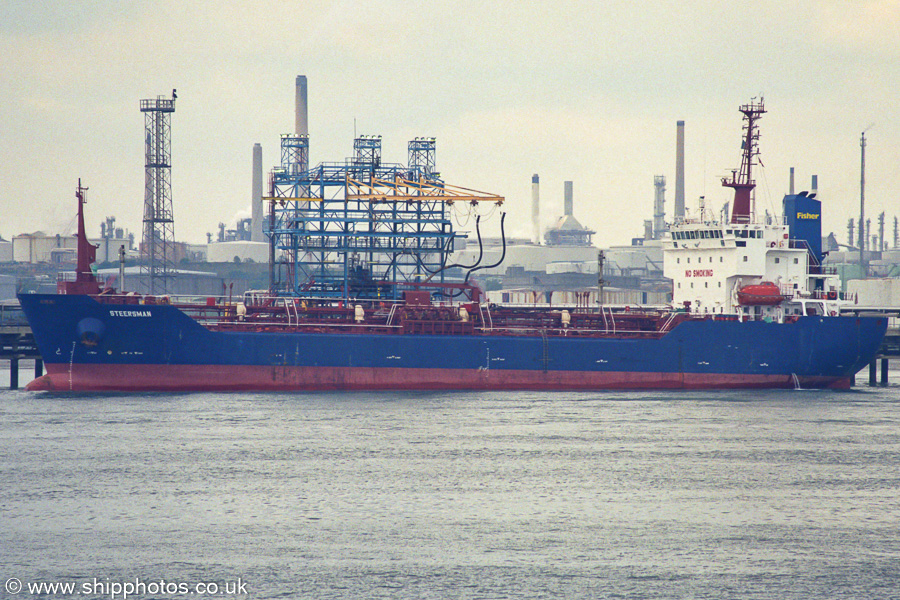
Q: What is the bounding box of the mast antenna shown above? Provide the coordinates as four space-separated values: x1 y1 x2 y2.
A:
722 97 766 224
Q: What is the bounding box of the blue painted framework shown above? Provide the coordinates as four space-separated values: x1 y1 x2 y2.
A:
266 136 457 301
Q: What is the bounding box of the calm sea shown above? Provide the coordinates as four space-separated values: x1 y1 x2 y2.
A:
1 363 899 599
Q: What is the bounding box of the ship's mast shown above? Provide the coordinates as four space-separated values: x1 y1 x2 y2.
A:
60 179 100 295
722 98 766 224
74 179 95 281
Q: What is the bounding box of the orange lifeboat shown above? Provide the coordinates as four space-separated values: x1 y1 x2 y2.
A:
737 282 786 306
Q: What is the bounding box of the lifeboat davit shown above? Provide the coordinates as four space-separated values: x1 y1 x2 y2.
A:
737 281 786 306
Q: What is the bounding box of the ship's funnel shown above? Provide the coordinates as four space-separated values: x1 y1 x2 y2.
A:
784 192 822 265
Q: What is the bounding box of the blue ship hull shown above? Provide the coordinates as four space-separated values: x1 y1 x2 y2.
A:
18 294 887 391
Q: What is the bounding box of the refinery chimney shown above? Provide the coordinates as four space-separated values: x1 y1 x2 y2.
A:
251 143 263 242
653 175 666 239
295 75 308 137
532 174 540 245
564 181 573 216
674 120 685 220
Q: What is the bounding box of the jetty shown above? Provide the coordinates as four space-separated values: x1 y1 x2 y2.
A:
0 303 42 389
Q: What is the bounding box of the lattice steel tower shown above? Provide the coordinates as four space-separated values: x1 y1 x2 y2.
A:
140 92 176 294
408 137 436 177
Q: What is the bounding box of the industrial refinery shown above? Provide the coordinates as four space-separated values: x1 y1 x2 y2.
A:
1 76 899 311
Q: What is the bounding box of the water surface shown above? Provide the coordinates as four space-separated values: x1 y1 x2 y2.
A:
1 381 899 599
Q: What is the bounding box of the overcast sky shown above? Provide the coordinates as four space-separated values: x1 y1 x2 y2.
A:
2 0 898 247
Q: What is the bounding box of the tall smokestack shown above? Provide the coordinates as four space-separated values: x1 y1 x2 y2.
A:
295 75 308 137
251 143 263 242
811 174 818 197
564 181 573 216
532 174 540 245
789 167 795 195
653 175 666 239
859 132 867 253
675 120 685 219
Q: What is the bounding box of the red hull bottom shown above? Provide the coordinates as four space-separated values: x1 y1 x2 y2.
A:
26 364 852 392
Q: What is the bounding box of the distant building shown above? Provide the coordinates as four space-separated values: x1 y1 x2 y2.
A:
0 237 11 262
543 217 595 246
206 241 268 263
543 181 595 246
0 274 15 300
449 238 597 276
13 232 77 263
95 220 136 263
847 278 900 306
136 240 194 265
94 266 223 296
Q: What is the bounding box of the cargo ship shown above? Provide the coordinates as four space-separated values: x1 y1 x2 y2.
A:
18 100 887 391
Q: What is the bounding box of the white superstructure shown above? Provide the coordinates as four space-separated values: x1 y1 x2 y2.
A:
661 98 845 320
663 217 842 318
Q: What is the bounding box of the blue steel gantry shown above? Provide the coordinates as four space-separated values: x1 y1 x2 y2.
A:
266 136 503 300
